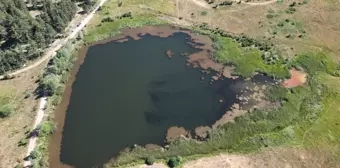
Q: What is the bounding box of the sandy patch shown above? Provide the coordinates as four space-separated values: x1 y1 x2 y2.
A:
222 66 238 79
194 126 211 139
166 126 191 142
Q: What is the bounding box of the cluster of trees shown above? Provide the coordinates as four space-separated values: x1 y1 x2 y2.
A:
0 0 92 75
39 44 74 98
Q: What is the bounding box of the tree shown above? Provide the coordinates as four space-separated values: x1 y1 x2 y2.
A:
0 25 7 41
145 156 156 165
77 31 84 40
40 74 60 95
31 0 38 10
37 122 55 137
0 0 78 75
167 156 182 168
83 5 91 13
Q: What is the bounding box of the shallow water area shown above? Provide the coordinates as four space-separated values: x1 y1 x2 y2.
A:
49 27 272 168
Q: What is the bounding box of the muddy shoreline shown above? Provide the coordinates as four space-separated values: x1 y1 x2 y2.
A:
48 25 274 168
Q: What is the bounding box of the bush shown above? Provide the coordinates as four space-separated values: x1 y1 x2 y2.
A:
37 122 55 137
2 74 15 80
145 156 156 165
101 17 114 22
167 156 182 168
0 104 13 118
51 95 62 106
200 11 208 16
30 150 40 159
289 1 296 7
266 14 274 19
286 7 296 14
18 138 28 147
24 90 31 99
40 74 60 95
14 164 23 168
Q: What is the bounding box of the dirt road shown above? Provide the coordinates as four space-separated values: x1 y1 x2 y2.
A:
0 0 107 80
191 0 211 9
244 0 277 5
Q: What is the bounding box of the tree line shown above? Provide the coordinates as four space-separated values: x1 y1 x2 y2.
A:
0 0 93 75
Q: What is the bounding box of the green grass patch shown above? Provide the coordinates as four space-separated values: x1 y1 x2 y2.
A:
272 19 305 37
84 17 168 43
0 88 16 118
200 11 208 16
266 8 280 19
212 36 289 78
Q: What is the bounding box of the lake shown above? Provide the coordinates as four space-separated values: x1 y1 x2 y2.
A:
53 29 250 167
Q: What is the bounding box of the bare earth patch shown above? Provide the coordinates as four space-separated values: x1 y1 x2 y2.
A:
130 147 340 168
166 126 191 143
282 68 307 88
0 63 44 167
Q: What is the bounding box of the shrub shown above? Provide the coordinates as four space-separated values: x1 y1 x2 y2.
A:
145 156 156 165
51 95 62 106
101 17 114 22
30 150 40 159
200 11 208 16
14 164 23 168
266 14 274 19
286 7 296 14
289 1 296 7
37 122 55 137
0 104 13 118
167 156 182 168
3 74 15 80
24 90 31 99
40 74 60 95
18 138 28 147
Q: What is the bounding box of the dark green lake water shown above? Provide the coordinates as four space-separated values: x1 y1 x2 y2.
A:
60 33 243 167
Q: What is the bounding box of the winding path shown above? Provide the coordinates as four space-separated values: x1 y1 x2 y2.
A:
243 0 277 5
191 0 211 9
23 0 107 167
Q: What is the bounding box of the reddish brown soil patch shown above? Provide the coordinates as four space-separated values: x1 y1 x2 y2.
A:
166 126 191 143
187 50 224 71
282 68 307 88
166 50 173 58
